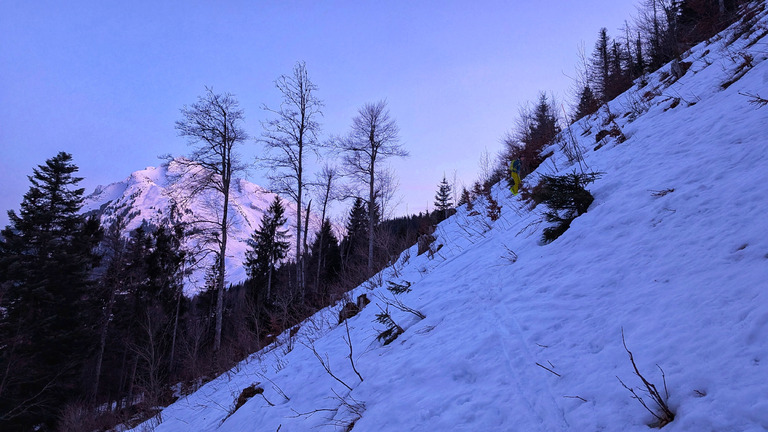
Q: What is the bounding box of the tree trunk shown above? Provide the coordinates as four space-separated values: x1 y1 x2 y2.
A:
91 285 117 399
368 165 375 274
315 189 330 293
296 142 304 296
303 200 311 296
214 159 231 353
117 345 128 409
169 291 181 376
127 354 138 406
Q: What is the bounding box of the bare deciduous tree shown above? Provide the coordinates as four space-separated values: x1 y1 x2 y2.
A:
312 164 340 293
172 87 248 353
374 166 402 221
260 61 323 294
339 101 407 273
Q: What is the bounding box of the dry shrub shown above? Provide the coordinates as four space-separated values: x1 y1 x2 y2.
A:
234 384 264 412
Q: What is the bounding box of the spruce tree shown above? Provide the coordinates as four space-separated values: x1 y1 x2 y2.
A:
245 196 290 302
457 187 472 208
0 152 102 431
633 35 646 78
608 40 631 98
530 93 560 150
575 85 600 121
92 216 129 400
531 171 602 243
433 176 453 221
341 197 368 270
590 28 611 101
517 92 561 174
145 225 186 372
309 219 342 295
146 225 186 317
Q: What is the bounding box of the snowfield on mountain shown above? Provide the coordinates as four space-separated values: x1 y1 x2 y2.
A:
129 8 768 432
82 161 326 294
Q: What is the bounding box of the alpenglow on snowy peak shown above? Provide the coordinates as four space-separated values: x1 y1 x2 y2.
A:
82 159 324 294
129 7 768 432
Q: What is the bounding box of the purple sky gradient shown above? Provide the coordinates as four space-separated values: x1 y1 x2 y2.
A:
0 0 639 226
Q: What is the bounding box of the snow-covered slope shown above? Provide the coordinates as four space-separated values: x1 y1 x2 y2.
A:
83 161 323 293
130 7 768 432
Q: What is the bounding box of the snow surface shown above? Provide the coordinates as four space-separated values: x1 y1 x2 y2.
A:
129 9 768 432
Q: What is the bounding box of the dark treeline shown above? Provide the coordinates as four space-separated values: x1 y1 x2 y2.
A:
573 0 747 120
0 153 449 431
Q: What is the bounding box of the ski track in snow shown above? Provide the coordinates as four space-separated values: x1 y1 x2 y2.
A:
487 286 570 430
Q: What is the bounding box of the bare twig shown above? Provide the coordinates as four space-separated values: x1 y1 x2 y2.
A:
288 406 339 419
288 389 365 428
304 341 353 391
330 388 366 417
739 91 768 107
535 362 562 377
501 244 518 263
377 293 426 320
650 188 675 197
617 329 675 428
564 395 587 402
257 373 290 402
344 321 364 383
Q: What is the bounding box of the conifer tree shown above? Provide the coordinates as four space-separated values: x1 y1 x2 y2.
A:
633 35 646 78
341 197 369 270
309 219 341 295
311 165 339 294
0 152 102 430
457 187 472 208
145 225 186 371
514 93 561 174
111 225 154 406
530 93 560 149
245 196 291 302
146 225 186 317
609 40 632 98
591 27 611 101
575 85 600 121
92 216 129 400
531 171 602 243
433 176 453 221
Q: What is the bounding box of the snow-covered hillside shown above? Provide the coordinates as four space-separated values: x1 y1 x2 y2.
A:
129 7 768 432
83 161 324 293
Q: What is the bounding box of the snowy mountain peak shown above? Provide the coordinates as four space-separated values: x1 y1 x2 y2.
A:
83 160 323 294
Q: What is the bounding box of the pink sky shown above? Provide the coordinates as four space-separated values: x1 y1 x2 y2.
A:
0 0 638 225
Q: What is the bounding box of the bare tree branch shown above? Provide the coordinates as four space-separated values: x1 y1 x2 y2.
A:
259 62 323 294
303 341 353 391
338 100 408 273
170 87 248 352
343 320 364 383
617 329 675 427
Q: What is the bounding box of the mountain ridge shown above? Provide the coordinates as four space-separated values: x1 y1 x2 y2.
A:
82 160 325 293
